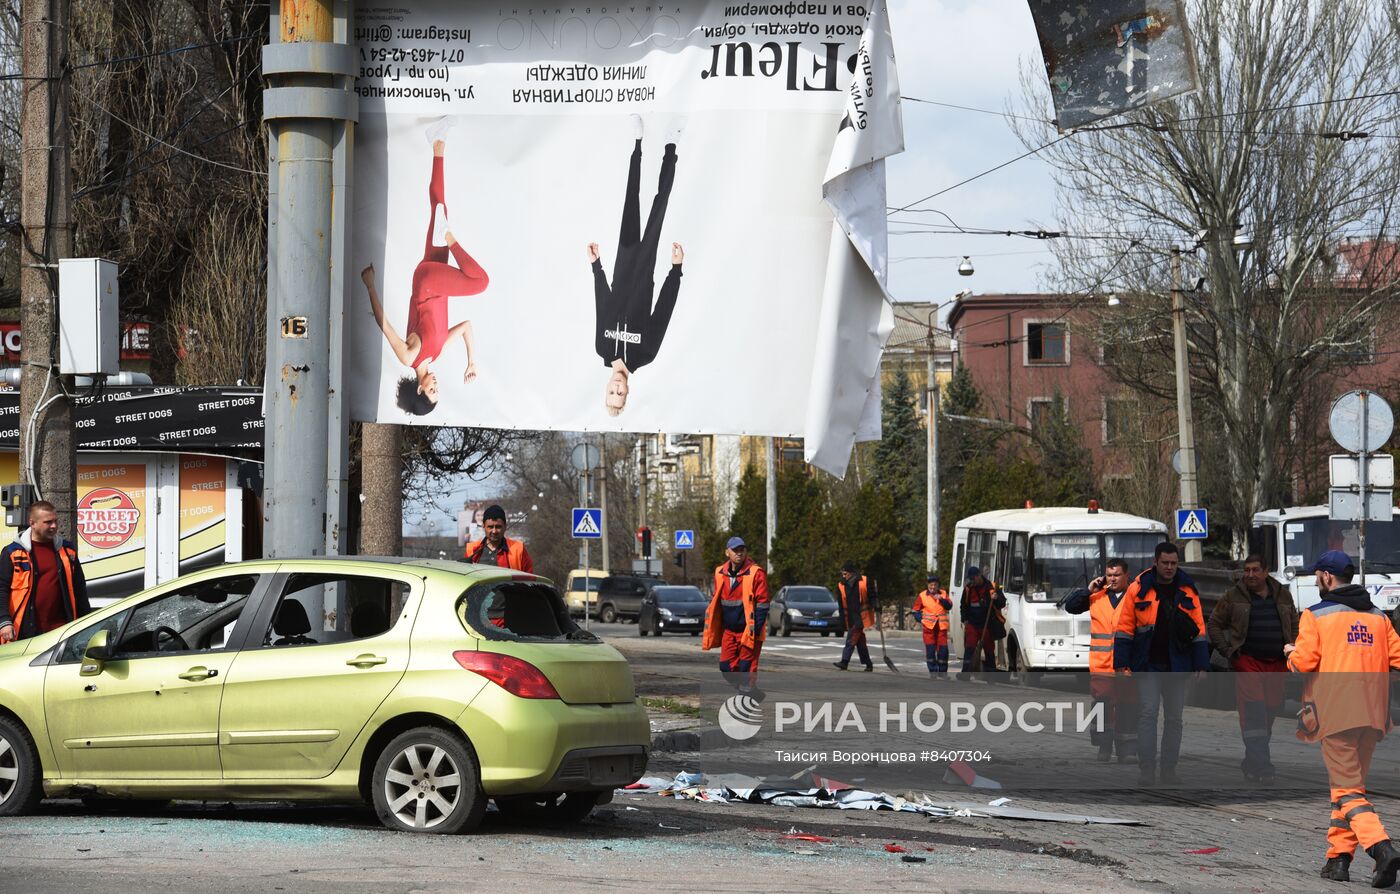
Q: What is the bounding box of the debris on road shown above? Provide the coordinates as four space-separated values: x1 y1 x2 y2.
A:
884 843 908 853
944 759 1002 790
901 855 928 863
1185 847 1221 855
618 771 1143 825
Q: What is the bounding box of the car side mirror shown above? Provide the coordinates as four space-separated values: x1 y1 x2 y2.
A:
81 629 110 677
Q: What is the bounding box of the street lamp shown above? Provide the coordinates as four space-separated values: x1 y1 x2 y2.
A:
958 256 974 276
1106 293 1121 307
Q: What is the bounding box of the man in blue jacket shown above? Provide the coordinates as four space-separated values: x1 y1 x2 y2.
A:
1112 541 1209 787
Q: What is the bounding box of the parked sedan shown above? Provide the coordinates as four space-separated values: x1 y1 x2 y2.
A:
0 558 648 834
637 585 707 636
767 585 844 636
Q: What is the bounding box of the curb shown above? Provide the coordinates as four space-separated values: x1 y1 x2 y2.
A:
650 724 731 752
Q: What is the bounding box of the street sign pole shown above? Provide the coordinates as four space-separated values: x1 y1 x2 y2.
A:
1360 393 1369 581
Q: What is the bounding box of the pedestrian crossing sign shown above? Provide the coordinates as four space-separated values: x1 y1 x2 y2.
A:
675 530 695 550
571 507 602 539
1176 508 1208 540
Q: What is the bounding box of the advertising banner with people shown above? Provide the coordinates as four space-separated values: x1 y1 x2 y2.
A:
349 1 902 474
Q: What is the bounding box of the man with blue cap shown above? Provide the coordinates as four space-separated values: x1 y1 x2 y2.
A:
1288 549 1400 885
702 535 770 694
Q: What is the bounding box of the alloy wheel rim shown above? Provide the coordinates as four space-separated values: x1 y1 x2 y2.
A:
0 736 17 805
383 743 462 829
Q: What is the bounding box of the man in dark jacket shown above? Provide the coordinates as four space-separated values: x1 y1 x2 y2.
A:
1206 553 1298 783
1113 541 1209 787
959 567 1006 680
0 501 90 643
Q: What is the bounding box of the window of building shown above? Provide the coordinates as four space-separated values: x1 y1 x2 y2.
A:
1025 321 1068 365
1028 397 1057 432
1103 398 1137 445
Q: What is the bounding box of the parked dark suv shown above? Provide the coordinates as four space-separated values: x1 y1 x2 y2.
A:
767 585 843 636
638 585 707 636
596 574 664 624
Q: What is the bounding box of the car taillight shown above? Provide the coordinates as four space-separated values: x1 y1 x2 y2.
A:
453 651 561 699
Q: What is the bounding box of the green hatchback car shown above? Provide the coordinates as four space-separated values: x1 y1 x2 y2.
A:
0 558 649 833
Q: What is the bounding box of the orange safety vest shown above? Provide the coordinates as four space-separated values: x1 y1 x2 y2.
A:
7 541 80 638
702 560 769 651
1289 597 1400 741
1087 588 1128 674
1113 571 1209 671
464 537 534 573
913 588 950 633
837 576 876 629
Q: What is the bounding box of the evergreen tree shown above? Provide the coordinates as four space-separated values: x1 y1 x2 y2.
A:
727 463 768 568
872 369 927 600
936 362 991 575
1032 390 1096 506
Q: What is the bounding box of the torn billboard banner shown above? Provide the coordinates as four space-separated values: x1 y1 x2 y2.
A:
1027 0 1199 131
350 2 902 476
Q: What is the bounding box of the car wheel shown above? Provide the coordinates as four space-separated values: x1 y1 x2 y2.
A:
690 631 700 637
495 791 600 825
639 617 649 637
780 616 792 637
821 631 831 637
372 727 485 834
599 604 617 624
0 715 42 817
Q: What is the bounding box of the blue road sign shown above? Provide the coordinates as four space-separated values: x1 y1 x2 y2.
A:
1176 508 1208 540
675 529 695 550
572 507 602 539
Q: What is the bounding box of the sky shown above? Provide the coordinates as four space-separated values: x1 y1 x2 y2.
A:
407 0 1063 535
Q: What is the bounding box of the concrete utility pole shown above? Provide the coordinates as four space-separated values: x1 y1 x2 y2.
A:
1170 248 1202 563
597 433 610 574
926 344 939 575
263 0 357 557
358 424 402 555
637 436 648 557
20 0 75 535
764 437 776 573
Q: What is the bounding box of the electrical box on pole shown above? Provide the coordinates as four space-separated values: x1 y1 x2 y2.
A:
58 258 118 376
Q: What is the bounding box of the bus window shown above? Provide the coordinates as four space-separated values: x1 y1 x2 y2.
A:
1028 533 1100 602
953 544 966 588
1104 532 1158 579
967 530 996 579
1249 524 1278 572
1007 533 1028 594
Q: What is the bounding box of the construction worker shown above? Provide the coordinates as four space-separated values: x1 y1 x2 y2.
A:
1062 558 1137 763
911 573 952 678
958 567 1005 680
833 561 875 671
0 501 90 643
1287 549 1400 886
1113 541 1209 787
463 504 534 572
701 536 770 694
1206 553 1298 784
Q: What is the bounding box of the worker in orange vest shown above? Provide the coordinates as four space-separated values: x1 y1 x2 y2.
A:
1288 550 1400 886
910 573 952 678
701 536 770 694
833 561 876 671
1062 558 1137 763
463 504 534 572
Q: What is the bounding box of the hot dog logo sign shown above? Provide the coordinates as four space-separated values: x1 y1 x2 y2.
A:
76 487 141 549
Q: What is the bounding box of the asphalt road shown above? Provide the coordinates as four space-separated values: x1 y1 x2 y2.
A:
0 622 1393 892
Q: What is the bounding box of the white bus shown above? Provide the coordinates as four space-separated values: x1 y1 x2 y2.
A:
1249 505 1400 613
950 506 1168 677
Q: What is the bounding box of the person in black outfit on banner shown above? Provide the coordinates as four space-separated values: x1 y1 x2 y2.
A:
588 118 684 416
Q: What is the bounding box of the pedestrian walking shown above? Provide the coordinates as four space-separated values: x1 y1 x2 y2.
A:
911 573 952 678
958 567 1005 680
1206 553 1298 783
0 501 90 644
1288 550 1400 886
833 561 875 671
463 504 534 572
1113 541 1209 787
701 537 770 694
1062 558 1137 763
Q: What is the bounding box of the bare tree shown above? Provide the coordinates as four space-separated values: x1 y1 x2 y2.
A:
1013 0 1400 551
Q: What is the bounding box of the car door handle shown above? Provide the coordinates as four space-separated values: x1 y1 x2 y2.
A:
178 667 218 681
346 654 388 668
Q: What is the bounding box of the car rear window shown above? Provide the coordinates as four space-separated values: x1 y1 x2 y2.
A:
462 581 601 642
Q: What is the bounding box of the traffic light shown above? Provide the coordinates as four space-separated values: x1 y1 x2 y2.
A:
673 552 684 568
640 527 653 558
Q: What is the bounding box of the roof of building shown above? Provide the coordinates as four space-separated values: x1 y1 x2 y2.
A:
946 293 1080 332
886 302 956 355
